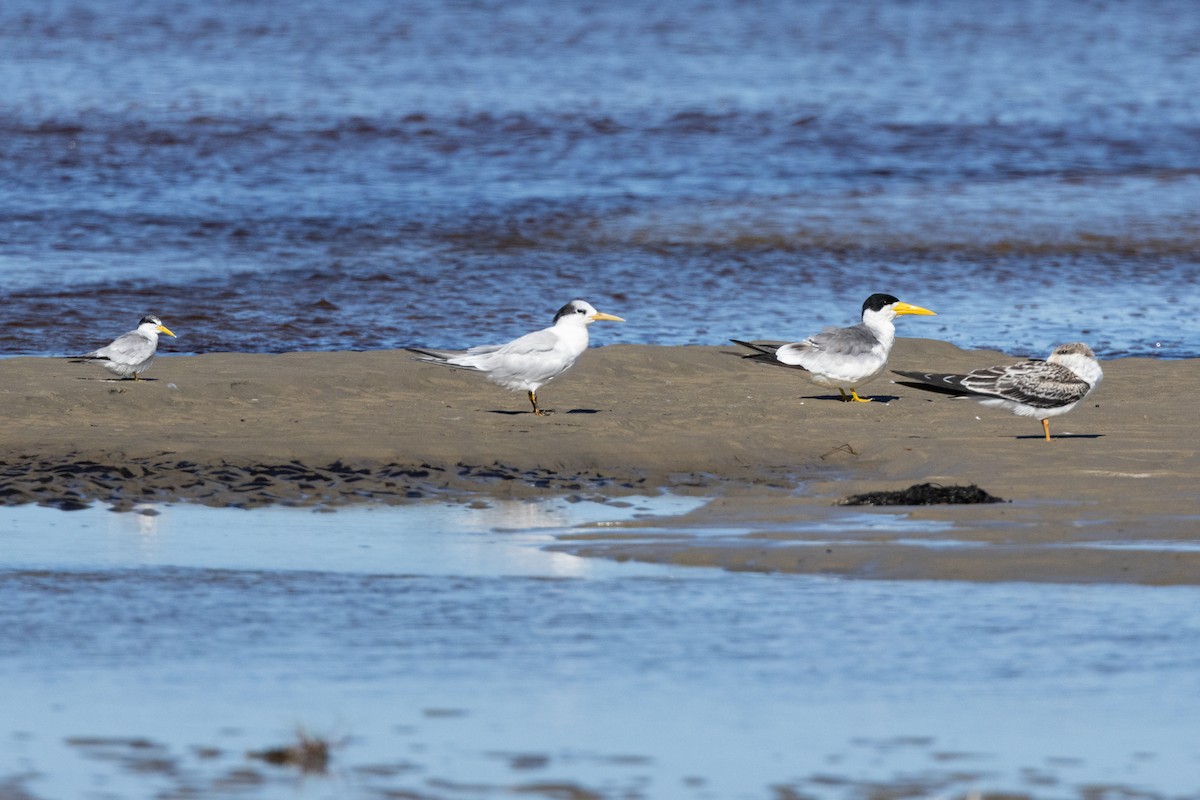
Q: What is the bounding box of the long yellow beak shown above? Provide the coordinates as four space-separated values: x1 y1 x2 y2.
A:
157 324 177 337
590 312 625 322
893 302 936 317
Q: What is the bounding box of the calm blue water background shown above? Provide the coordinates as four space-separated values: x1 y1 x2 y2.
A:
1 0 1198 357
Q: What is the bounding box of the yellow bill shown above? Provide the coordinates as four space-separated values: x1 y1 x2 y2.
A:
892 302 936 316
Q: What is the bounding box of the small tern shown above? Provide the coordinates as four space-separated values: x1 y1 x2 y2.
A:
71 314 177 380
894 342 1103 441
732 293 937 402
408 299 624 415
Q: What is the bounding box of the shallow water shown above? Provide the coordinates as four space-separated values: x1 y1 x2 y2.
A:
2 500 1199 799
1 0 1198 359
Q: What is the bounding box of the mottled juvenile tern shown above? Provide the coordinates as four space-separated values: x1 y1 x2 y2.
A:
732 293 936 402
71 314 177 380
408 299 624 415
894 342 1103 441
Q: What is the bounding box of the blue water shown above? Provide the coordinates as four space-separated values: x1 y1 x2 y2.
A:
3 6 1200 793
2 501 1200 799
1 0 1197 358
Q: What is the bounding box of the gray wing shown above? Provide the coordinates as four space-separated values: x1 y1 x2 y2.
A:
800 324 880 358
490 327 560 357
429 329 561 360
986 361 1093 408
87 331 155 363
896 360 1092 409
427 328 563 372
406 347 479 370
773 324 884 374
733 326 882 371
408 328 562 373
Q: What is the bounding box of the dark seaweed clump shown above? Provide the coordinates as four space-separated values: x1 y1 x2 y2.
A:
841 483 1005 506
247 730 331 774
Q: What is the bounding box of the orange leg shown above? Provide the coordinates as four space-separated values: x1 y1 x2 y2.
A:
529 390 549 416
1041 418 1051 441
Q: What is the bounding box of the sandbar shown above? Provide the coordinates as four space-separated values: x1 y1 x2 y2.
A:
1 339 1196 583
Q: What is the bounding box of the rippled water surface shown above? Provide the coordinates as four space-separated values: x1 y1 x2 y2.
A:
1 0 1198 358
4 8 1198 795
2 501 1200 799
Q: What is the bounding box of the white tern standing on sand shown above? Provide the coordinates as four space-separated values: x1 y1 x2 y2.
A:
71 314 177 380
408 299 624 415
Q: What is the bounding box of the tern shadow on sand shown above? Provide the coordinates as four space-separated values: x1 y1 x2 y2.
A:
486 408 601 415
73 377 163 382
1016 433 1104 440
808 393 898 403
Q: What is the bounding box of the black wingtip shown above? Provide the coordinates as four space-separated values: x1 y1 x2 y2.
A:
730 339 783 358
892 372 975 397
893 380 960 396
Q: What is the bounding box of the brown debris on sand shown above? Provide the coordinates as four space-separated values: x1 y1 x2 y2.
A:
841 483 1005 506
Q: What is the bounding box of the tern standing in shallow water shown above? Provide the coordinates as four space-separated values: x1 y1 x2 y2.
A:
894 342 1103 441
732 293 937 402
71 314 177 380
408 299 624 416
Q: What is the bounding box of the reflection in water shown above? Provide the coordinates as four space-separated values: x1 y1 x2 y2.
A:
448 498 590 533
104 503 164 564
1 500 1199 798
21 496 702 578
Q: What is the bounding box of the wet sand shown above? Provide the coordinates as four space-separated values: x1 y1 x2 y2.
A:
2 339 1197 583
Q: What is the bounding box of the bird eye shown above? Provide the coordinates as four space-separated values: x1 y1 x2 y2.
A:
577 308 586 314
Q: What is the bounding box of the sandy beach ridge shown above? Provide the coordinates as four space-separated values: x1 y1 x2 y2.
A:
3 338 1197 583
